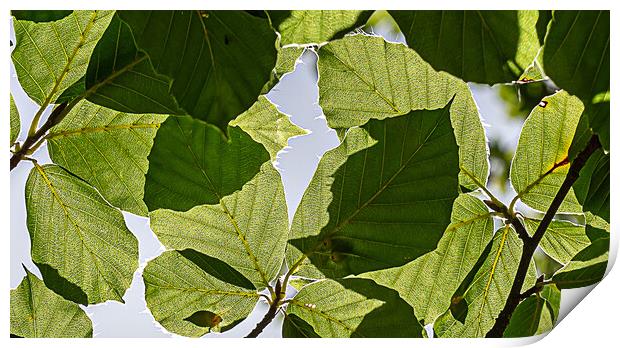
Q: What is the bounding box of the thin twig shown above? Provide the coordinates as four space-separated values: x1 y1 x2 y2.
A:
486 135 601 337
246 280 283 338
10 101 73 171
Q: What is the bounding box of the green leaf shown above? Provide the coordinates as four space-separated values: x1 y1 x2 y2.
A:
10 94 20 145
47 100 167 215
503 284 560 337
523 218 590 265
536 10 553 45
552 236 608 289
510 90 583 213
83 14 182 115
389 10 540 84
230 96 307 160
543 11 609 152
11 268 92 338
12 10 72 22
286 278 423 337
543 11 609 106
282 314 320 338
363 194 494 325
118 10 277 131
274 46 305 78
25 163 138 304
12 11 114 105
143 116 269 212
573 148 609 223
270 10 371 45
316 34 489 190
287 102 460 278
143 250 259 337
150 162 288 289
433 226 537 337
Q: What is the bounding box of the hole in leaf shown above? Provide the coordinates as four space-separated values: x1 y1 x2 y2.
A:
184 310 222 328
538 100 548 108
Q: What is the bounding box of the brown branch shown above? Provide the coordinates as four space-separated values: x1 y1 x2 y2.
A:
10 102 68 171
486 135 602 337
246 280 283 338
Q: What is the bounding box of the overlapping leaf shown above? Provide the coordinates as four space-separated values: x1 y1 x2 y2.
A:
229 96 307 160
143 250 259 337
510 90 583 213
317 34 489 189
10 94 20 145
47 100 167 215
552 235 608 289
389 10 540 84
503 284 560 337
363 194 494 325
433 226 537 337
118 10 277 131
25 163 138 304
523 218 590 265
573 148 609 222
12 11 113 105
12 10 73 23
287 102 460 279
270 10 371 45
150 163 289 289
11 268 92 338
144 116 269 212
80 14 182 114
285 278 423 337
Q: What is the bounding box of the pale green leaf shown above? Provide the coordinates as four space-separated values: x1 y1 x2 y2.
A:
230 96 307 160
287 103 460 279
523 218 590 265
118 10 277 132
510 90 583 213
144 116 269 212
274 46 304 78
286 278 423 337
552 236 608 289
363 193 494 325
270 10 371 45
316 34 489 190
25 163 138 304
143 250 259 337
433 226 537 337
12 11 114 105
47 100 167 215
150 163 288 289
390 10 540 84
10 94 20 145
11 268 92 338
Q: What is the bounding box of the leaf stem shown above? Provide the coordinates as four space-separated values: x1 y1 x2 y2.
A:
246 279 283 338
460 166 503 208
10 98 79 171
486 135 601 337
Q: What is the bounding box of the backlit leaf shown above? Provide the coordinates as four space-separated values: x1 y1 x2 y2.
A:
552 236 608 289
270 10 371 45
10 268 92 338
316 34 489 190
523 218 590 265
25 163 138 304
10 94 20 145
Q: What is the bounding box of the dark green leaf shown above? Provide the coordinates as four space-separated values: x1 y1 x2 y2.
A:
282 314 321 338
390 10 540 84
118 10 277 131
12 10 72 22
144 116 269 212
287 101 460 278
10 94 20 145
552 237 609 289
573 148 609 222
